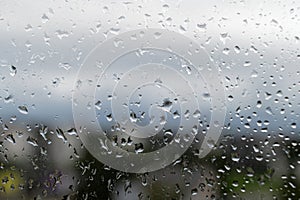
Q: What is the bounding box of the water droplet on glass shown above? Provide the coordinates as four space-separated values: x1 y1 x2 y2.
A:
10 65 17 76
67 128 78 136
58 62 71 70
24 24 33 32
18 105 28 114
26 136 38 147
41 13 49 23
95 100 102 110
197 23 207 31
134 143 144 154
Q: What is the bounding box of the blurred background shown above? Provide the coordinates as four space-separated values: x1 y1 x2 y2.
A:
0 0 300 199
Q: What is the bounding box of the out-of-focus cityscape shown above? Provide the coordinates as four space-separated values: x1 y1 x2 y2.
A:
0 0 300 199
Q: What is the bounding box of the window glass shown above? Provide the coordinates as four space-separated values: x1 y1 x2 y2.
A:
0 0 299 199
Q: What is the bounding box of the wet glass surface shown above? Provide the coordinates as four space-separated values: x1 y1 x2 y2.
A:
0 0 300 199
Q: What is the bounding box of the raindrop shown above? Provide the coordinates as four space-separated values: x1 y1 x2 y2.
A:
179 25 186 34
222 48 230 55
26 136 38 147
256 100 262 108
106 114 113 122
228 95 234 101
4 95 14 103
58 62 71 70
161 98 172 111
154 32 162 39
234 46 240 53
291 123 296 129
203 93 210 99
220 32 230 44
41 13 49 23
134 143 144 154
10 65 17 76
191 188 198 195
243 61 251 67
67 128 78 136
18 105 28 114
265 106 274 115
56 127 67 143
55 30 70 39
197 23 207 31
95 100 102 110
129 111 137 123
5 134 16 144
24 24 33 32
232 181 239 187
231 153 240 162
193 109 201 118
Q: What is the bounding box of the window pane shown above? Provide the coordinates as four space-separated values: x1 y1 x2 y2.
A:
0 0 299 199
